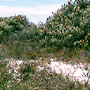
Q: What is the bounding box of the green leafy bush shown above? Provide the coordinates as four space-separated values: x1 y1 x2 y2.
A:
19 62 36 81
19 62 36 74
0 0 90 58
0 15 28 35
42 0 90 48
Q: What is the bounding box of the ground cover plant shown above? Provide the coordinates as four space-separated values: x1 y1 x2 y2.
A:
0 0 90 89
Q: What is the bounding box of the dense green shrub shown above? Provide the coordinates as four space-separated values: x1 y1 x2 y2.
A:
42 0 90 48
0 0 90 58
0 15 36 44
0 15 28 35
19 62 36 75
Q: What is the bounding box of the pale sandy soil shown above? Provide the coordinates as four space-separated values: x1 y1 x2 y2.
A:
6 58 90 84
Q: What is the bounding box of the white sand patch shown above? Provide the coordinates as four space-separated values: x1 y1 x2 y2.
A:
48 59 90 84
37 58 90 84
36 66 44 71
6 58 90 84
7 59 23 69
6 58 23 78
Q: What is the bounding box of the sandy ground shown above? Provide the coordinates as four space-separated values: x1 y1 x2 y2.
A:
37 58 90 84
6 58 90 84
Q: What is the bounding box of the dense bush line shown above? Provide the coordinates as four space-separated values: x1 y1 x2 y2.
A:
0 0 90 58
0 0 90 48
